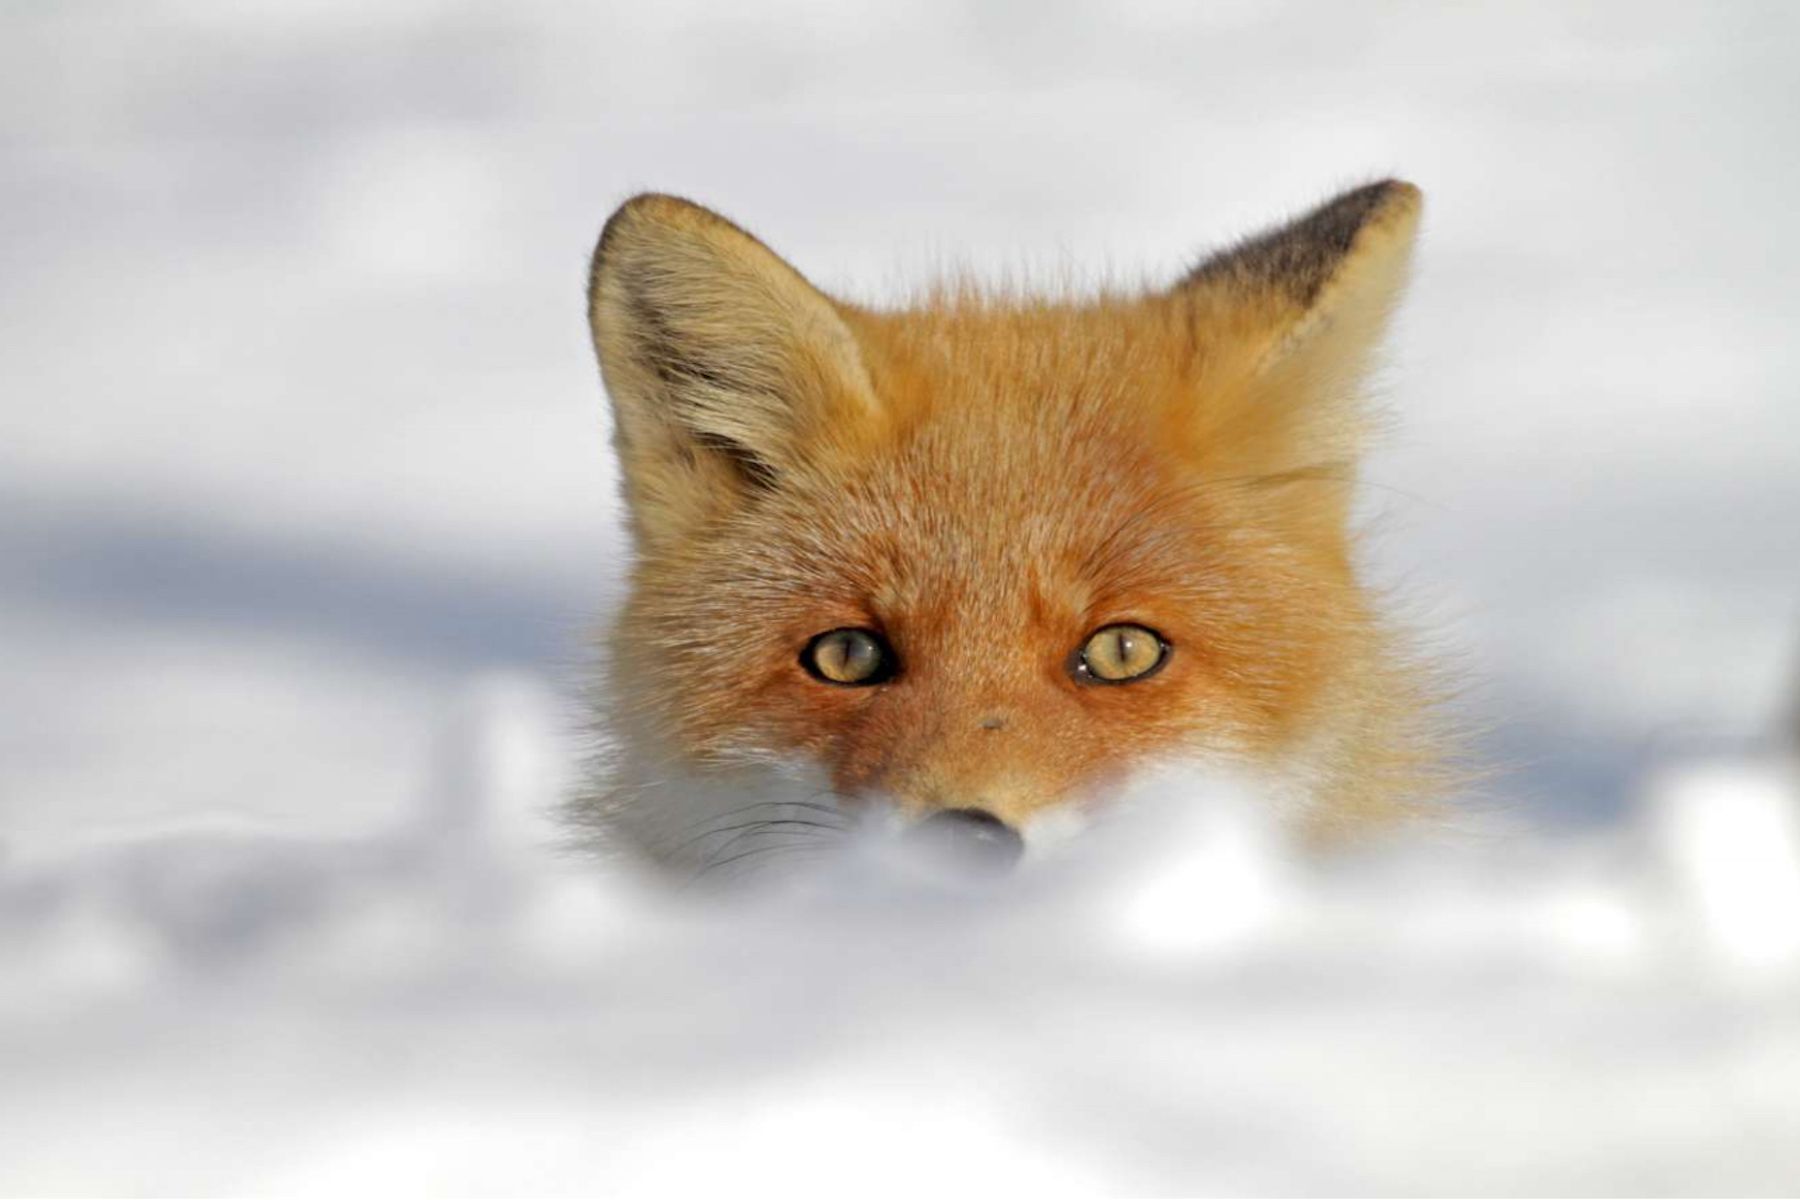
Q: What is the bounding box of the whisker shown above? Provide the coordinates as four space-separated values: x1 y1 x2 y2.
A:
692 819 845 863
671 816 850 856
664 797 849 840
686 839 831 888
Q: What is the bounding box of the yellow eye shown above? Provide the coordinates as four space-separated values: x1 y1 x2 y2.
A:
802 628 895 686
1073 623 1169 684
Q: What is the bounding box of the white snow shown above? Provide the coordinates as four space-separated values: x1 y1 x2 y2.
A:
3 2 1799 1192
3 679 1798 1194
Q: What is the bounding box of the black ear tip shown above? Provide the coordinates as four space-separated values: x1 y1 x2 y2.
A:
1180 178 1422 305
1295 178 1421 249
1331 178 1422 222
1349 177 1420 202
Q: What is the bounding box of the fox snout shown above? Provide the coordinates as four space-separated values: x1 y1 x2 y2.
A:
906 807 1026 875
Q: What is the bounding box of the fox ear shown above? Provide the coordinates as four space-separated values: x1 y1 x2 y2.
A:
1172 180 1422 488
1180 179 1422 375
588 194 878 545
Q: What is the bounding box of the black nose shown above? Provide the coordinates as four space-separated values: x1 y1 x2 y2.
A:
911 807 1025 874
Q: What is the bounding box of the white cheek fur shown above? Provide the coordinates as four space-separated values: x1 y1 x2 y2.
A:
585 704 1324 883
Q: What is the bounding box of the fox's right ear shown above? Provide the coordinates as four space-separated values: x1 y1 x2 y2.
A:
588 194 879 547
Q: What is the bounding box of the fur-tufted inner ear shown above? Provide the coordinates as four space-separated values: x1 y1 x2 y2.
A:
588 194 880 547
1171 180 1423 517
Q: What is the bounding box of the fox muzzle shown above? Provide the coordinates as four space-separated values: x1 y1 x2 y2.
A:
907 807 1025 875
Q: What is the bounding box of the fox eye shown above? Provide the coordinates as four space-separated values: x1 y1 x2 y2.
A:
1072 623 1169 685
801 628 895 686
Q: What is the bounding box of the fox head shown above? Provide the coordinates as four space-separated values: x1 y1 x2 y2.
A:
584 183 1440 870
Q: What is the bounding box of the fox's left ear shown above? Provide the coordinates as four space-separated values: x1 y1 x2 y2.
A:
1178 179 1422 380
1171 181 1421 491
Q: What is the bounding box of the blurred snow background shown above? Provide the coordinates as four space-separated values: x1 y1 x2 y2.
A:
3 1 1799 1192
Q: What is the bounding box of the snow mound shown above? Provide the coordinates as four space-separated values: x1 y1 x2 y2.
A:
2 677 1797 1194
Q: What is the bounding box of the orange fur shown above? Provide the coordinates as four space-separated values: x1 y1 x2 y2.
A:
579 183 1446 865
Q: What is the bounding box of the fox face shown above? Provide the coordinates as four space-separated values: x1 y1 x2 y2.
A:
582 183 1442 871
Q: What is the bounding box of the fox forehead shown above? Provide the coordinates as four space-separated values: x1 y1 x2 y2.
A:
668 297 1255 597
683 398 1215 624
835 296 1243 466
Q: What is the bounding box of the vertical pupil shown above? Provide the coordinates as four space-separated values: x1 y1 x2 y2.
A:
844 635 870 675
823 631 875 680
1073 625 1164 683
806 630 888 684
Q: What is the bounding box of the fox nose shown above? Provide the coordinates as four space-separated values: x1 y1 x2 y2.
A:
910 807 1024 874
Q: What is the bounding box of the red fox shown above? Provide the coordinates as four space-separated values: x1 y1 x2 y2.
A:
576 182 1446 878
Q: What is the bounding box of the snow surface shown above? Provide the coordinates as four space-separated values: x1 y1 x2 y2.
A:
4 2 1800 1193
3 677 1798 1194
